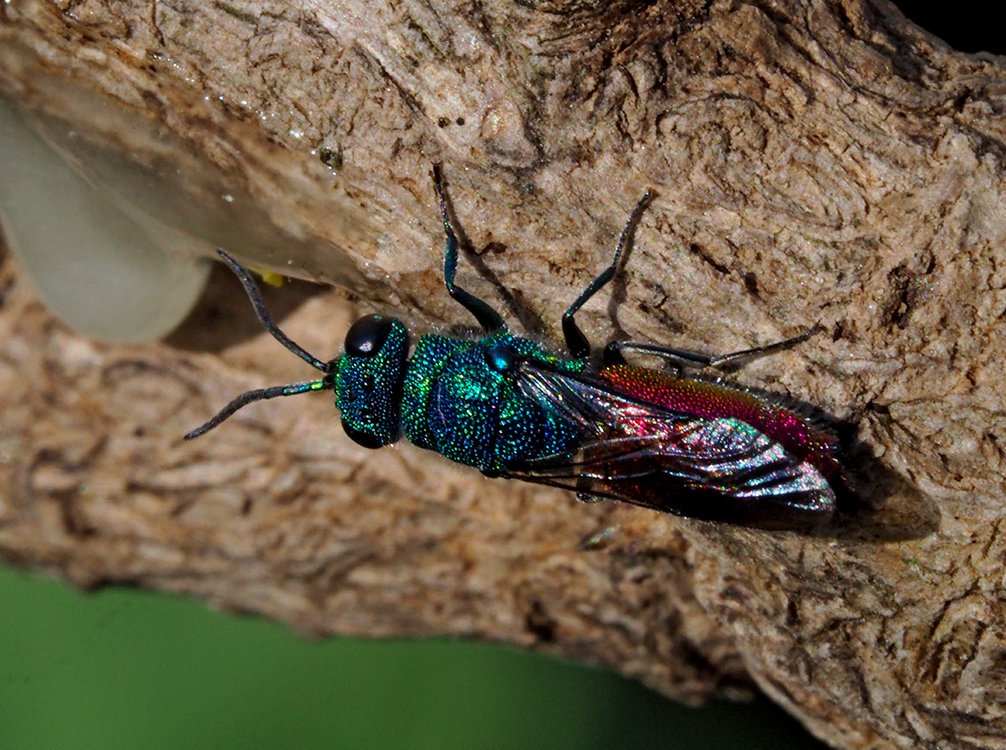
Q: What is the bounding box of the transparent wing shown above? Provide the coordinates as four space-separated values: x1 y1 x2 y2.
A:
507 364 835 528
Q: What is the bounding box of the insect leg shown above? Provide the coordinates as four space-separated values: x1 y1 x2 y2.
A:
431 165 506 332
562 190 653 359
215 250 330 373
603 326 822 370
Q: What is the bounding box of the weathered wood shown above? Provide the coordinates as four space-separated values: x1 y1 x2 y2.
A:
2 1 1006 747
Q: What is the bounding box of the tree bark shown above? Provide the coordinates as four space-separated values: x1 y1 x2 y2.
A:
2 1 1006 747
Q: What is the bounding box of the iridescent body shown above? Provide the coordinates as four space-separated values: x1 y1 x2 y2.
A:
186 167 840 529
596 365 841 479
401 331 585 475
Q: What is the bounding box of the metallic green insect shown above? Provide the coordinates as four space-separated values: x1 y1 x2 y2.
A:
186 167 839 529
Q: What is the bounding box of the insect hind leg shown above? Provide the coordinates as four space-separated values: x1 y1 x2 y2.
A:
562 190 653 360
604 326 822 371
431 165 506 333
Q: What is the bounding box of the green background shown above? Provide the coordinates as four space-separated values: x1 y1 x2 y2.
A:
0 565 824 749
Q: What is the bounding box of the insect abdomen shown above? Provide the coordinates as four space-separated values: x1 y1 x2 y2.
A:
597 364 841 478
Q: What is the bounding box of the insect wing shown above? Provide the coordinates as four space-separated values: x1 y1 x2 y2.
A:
509 365 835 528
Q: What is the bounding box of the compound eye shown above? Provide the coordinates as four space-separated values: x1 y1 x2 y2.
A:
345 314 392 358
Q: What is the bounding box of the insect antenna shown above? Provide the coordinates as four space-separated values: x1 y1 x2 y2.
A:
184 250 338 440
184 377 334 440
215 249 330 372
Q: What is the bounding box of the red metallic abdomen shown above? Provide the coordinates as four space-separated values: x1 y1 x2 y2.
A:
597 364 841 479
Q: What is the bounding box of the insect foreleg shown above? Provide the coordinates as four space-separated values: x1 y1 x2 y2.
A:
431 165 506 333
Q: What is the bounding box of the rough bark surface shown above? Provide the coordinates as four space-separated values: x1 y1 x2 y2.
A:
2 1 1006 748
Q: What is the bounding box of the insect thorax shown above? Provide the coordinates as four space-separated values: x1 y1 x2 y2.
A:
401 332 583 474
